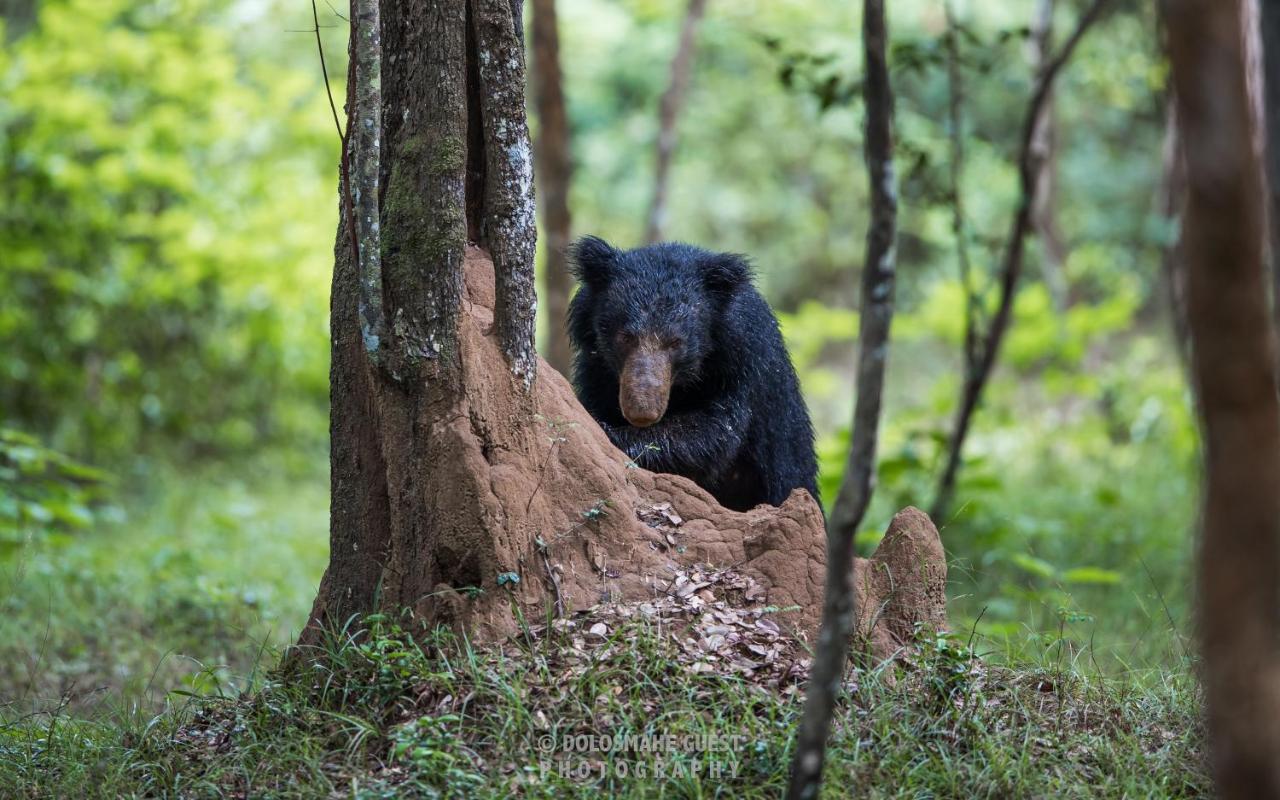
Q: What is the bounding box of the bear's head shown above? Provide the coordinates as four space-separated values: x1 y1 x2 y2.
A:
568 236 751 428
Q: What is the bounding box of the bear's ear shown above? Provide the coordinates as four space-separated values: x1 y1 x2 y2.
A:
701 252 751 295
569 236 618 291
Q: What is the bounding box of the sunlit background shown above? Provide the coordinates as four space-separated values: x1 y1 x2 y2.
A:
0 0 1192 714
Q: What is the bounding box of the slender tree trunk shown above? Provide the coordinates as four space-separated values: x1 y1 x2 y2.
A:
1259 0 1280 336
1028 0 1070 310
1158 98 1190 366
930 0 1112 523
1164 2 1280 796
943 0 981 426
787 1 896 797
530 0 574 376
644 0 708 245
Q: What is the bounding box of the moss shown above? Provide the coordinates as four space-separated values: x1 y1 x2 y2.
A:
382 163 465 279
430 136 466 175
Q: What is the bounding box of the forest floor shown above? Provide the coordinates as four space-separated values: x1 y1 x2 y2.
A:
0 459 1207 798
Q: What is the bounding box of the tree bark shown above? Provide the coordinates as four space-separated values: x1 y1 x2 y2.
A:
530 0 575 376
644 0 708 245
930 0 1112 523
1163 2 1280 796
787 1 897 797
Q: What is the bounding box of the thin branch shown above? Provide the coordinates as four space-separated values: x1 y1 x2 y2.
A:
324 0 349 22
943 0 981 378
311 0 362 345
931 0 1114 522
311 0 344 140
786 0 897 796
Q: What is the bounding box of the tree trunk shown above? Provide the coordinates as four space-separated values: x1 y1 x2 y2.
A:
301 0 540 643
530 0 575 376
644 0 708 245
1028 0 1070 310
1258 0 1280 337
0 0 38 41
787 0 898 796
1163 2 1280 797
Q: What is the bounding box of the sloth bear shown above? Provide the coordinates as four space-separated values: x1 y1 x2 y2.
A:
566 236 818 512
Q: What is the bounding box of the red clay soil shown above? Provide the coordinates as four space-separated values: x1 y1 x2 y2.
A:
313 248 947 661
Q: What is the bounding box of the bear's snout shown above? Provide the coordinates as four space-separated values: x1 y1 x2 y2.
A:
619 342 672 428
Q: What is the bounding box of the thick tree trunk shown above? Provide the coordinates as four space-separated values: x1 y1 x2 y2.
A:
787 1 898 796
644 0 708 245
301 0 538 643
1164 2 1280 797
530 0 575 376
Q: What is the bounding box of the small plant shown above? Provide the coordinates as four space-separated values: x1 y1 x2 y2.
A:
0 428 114 559
388 714 484 797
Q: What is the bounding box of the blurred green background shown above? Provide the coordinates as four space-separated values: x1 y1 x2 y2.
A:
1 0 1192 716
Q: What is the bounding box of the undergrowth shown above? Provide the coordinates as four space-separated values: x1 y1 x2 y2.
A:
1 611 1207 799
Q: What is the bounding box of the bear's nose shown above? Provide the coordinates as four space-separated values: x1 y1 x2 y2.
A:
619 343 673 428
624 408 662 427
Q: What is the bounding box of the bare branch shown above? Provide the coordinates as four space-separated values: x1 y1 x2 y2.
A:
931 0 1113 522
311 0 345 141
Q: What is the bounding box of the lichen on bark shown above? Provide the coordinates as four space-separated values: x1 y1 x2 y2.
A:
471 0 539 386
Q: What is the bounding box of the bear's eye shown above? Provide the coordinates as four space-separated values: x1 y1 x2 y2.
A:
661 336 684 350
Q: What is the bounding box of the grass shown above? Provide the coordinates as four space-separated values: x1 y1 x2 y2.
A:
0 454 328 717
0 611 1207 798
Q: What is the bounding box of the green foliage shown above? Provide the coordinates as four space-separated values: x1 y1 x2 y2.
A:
0 428 113 557
0 0 337 462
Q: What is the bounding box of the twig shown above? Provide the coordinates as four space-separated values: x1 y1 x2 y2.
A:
536 538 565 618
311 0 344 140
